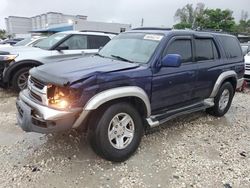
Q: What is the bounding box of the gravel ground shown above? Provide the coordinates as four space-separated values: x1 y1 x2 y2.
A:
0 88 249 188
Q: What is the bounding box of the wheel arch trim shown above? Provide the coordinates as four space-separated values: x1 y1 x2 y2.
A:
210 70 237 98
84 86 151 117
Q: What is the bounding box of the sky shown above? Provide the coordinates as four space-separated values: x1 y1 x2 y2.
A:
0 0 249 29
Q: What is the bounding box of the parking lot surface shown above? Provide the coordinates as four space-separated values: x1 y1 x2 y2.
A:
0 88 249 188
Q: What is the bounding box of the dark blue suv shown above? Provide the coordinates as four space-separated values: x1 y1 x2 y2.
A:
16 28 245 162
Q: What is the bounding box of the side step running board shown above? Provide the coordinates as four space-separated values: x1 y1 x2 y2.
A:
146 98 214 128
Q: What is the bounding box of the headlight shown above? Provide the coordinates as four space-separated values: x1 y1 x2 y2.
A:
47 85 80 110
0 54 18 62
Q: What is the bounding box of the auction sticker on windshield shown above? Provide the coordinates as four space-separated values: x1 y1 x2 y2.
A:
144 34 163 41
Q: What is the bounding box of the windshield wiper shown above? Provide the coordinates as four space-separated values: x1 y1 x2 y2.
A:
96 53 105 58
111 55 134 63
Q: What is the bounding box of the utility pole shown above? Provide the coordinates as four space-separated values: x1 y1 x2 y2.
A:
141 18 144 27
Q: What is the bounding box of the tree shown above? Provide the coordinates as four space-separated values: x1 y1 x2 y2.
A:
174 3 205 29
0 29 6 39
196 9 236 32
236 10 250 34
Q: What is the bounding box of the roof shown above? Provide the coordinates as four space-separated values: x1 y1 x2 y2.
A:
60 31 116 37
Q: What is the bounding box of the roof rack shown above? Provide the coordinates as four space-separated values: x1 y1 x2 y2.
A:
80 30 118 35
132 27 172 31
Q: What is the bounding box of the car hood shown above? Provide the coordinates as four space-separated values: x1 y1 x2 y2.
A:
0 46 45 54
30 56 140 86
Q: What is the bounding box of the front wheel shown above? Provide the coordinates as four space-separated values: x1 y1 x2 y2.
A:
206 82 234 117
88 102 143 162
12 67 31 92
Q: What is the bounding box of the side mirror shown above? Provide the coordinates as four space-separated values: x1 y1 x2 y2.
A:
162 54 182 67
56 46 69 51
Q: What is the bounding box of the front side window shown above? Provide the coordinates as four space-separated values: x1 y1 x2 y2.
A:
195 39 219 61
59 35 87 50
99 32 163 64
164 39 192 63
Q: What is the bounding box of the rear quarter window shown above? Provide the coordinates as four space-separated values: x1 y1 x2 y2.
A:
88 35 111 49
219 36 242 58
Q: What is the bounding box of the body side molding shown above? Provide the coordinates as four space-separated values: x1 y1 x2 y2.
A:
209 70 237 98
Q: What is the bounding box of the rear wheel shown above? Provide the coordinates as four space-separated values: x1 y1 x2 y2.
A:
12 67 31 92
206 82 234 117
88 102 143 162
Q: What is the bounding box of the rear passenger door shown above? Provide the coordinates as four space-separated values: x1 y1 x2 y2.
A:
193 37 221 100
151 36 198 113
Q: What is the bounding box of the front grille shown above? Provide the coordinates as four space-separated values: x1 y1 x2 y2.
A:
30 76 46 90
30 90 42 102
16 103 23 118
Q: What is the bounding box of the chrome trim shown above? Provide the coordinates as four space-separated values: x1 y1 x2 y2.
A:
236 78 244 89
146 118 160 128
19 90 81 121
84 86 151 117
28 76 48 105
210 71 237 98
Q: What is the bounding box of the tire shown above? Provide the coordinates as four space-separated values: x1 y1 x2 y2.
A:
12 67 31 92
206 82 234 117
88 102 143 162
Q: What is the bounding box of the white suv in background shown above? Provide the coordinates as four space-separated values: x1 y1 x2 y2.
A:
245 52 250 82
0 31 116 91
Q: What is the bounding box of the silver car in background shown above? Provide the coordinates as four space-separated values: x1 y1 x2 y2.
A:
0 31 115 91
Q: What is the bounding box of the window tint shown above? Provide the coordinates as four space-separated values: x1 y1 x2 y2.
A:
219 36 242 58
165 39 192 63
88 35 110 49
59 35 87 50
195 39 219 61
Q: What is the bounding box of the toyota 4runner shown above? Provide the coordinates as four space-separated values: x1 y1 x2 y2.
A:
16 28 245 162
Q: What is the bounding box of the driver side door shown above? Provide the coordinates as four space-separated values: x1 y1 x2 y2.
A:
151 36 198 114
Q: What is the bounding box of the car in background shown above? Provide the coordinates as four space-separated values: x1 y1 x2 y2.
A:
14 36 47 47
244 51 250 82
0 38 24 47
0 31 115 91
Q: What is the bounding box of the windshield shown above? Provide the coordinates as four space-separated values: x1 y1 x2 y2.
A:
99 32 163 64
15 37 35 46
34 33 68 50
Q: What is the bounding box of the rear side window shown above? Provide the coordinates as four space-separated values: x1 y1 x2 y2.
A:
88 35 111 49
219 36 242 58
165 39 192 63
195 39 219 61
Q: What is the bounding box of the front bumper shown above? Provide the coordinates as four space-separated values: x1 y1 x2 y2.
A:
16 89 87 134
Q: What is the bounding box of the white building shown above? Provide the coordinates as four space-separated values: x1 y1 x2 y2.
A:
5 16 32 36
5 12 131 36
